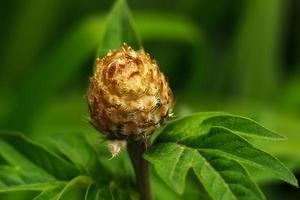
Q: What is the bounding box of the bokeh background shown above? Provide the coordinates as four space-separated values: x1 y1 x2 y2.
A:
0 0 300 199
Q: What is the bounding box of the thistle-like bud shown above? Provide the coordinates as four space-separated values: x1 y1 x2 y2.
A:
87 43 174 141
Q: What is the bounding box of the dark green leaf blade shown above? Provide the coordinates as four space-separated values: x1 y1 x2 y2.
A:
34 177 114 200
85 183 99 200
157 112 285 142
151 169 211 200
109 181 134 200
98 0 141 57
85 183 115 200
0 165 62 193
33 183 66 200
201 112 286 140
145 143 265 200
196 150 265 200
0 131 83 194
55 176 93 200
0 131 79 180
145 143 192 193
148 113 298 199
0 139 54 181
35 133 111 183
183 127 298 187
0 141 61 193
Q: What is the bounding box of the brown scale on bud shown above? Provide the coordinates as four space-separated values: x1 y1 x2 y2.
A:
87 43 174 142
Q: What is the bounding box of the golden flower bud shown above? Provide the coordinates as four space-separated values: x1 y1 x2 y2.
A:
87 43 174 141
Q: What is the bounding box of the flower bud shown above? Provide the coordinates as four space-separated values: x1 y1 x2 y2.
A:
87 43 174 141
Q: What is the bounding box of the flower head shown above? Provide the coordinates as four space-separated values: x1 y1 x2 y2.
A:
87 43 174 141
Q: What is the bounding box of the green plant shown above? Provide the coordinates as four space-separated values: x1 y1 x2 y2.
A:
0 0 297 200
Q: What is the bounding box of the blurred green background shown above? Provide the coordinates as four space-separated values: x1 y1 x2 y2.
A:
0 0 299 199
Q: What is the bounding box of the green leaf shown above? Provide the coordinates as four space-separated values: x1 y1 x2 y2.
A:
34 176 92 200
146 113 298 199
109 182 134 200
34 179 116 200
0 131 130 198
85 183 115 200
0 165 61 193
40 133 96 173
54 176 93 200
84 183 99 200
33 183 66 200
151 169 211 200
85 181 133 200
35 132 111 183
0 131 84 195
200 128 296 185
0 131 79 180
145 143 265 200
157 125 297 186
201 113 286 140
157 112 285 141
98 0 141 57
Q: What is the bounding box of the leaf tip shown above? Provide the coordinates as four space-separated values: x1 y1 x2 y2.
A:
290 176 299 188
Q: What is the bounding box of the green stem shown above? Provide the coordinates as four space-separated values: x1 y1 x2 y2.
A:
127 141 152 200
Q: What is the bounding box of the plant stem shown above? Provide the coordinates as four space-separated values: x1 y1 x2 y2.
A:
127 141 152 200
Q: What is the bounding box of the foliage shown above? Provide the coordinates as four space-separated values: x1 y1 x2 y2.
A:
145 112 297 200
0 131 111 199
0 111 297 199
0 0 299 199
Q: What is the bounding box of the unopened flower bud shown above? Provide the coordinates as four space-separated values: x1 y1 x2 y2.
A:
87 43 174 141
